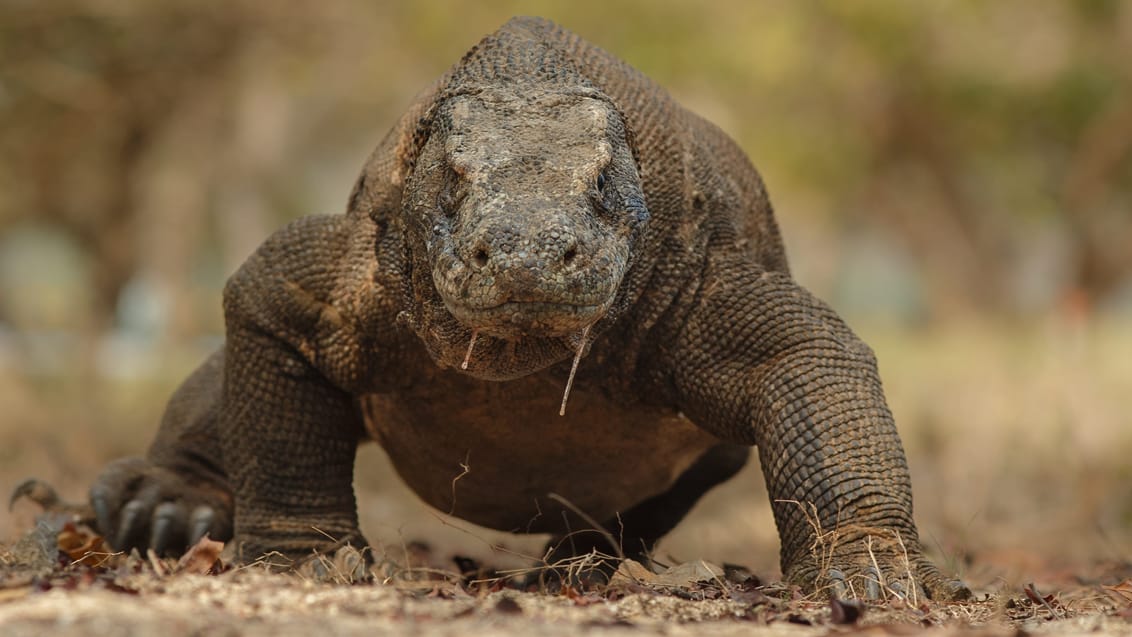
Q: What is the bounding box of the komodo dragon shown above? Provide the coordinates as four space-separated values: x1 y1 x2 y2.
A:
79 17 968 599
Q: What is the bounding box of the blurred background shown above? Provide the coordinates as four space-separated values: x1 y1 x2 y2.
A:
1 0 1130 588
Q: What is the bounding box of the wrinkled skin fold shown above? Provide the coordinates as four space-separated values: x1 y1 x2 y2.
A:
84 16 968 600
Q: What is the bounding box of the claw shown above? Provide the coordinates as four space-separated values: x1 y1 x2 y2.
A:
9 478 61 512
312 560 330 579
828 568 848 599
150 502 187 556
942 578 973 601
90 486 116 537
864 566 881 600
297 546 371 583
889 580 906 600
115 499 149 551
188 506 215 545
337 546 369 582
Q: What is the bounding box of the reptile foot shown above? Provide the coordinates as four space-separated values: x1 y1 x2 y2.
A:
89 457 232 557
229 532 374 583
787 529 971 602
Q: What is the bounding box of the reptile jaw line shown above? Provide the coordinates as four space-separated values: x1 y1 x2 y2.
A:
460 329 480 370
558 325 591 416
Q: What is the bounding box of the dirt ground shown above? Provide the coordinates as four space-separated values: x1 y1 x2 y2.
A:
1 318 1131 635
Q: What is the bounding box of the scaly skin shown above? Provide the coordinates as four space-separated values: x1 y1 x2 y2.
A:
84 17 968 600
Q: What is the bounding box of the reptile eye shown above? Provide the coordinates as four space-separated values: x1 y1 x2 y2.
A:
438 169 465 216
596 171 607 193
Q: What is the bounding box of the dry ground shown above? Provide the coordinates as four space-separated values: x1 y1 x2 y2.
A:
1 317 1131 635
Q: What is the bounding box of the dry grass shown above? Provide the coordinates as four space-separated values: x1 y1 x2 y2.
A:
1 317 1131 635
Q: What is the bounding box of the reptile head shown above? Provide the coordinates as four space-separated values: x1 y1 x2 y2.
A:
399 88 649 380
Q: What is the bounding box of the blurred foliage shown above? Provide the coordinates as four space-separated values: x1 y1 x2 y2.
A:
1 0 1130 346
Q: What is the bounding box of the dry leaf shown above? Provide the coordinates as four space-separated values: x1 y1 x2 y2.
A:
56 522 112 567
729 587 773 606
609 558 656 586
1104 579 1132 606
610 559 725 590
175 534 224 575
652 561 724 587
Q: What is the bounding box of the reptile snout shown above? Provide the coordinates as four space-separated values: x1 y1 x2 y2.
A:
436 203 624 338
463 217 582 278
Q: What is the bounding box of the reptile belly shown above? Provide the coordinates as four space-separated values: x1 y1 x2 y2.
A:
359 368 719 534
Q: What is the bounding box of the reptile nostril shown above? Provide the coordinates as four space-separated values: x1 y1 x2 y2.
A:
562 246 577 265
473 248 489 268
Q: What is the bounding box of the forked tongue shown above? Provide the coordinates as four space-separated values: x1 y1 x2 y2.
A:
559 325 591 416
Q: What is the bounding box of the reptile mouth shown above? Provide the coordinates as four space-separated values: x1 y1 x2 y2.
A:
444 299 607 338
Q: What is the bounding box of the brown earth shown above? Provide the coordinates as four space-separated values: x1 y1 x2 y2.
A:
2 318 1131 635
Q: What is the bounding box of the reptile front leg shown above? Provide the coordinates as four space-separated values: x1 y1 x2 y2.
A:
219 323 364 563
87 213 393 573
215 214 389 566
663 254 969 601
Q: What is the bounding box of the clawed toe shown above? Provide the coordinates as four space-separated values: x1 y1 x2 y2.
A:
295 545 373 583
889 579 907 599
798 550 968 603
189 505 218 545
932 578 972 602
9 478 63 512
825 568 969 602
87 456 232 557
150 502 188 556
115 499 150 551
827 568 848 599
